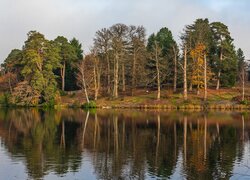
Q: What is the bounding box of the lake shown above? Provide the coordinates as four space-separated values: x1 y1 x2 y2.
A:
0 108 249 179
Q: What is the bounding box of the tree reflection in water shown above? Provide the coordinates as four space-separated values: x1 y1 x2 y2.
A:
0 109 249 179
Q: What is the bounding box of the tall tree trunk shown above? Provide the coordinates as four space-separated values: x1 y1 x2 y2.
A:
132 50 136 96
216 70 221 90
97 65 101 99
183 46 188 100
107 55 111 95
122 63 125 92
189 83 193 91
81 68 89 103
94 65 98 101
204 54 207 101
155 42 161 100
242 66 245 101
216 49 222 90
173 46 177 93
61 61 66 91
197 85 200 95
113 53 119 98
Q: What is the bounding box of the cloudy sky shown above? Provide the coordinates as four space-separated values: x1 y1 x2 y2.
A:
0 0 250 62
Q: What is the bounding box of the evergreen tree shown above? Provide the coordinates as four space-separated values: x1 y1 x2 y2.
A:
13 31 61 105
54 36 77 91
146 28 178 92
211 22 237 88
65 38 83 91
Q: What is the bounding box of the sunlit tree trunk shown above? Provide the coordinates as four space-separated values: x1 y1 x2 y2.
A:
173 46 178 93
113 53 119 98
93 56 100 101
77 60 90 103
197 83 200 95
94 65 98 100
61 61 66 91
183 46 188 100
216 71 221 90
131 51 136 96
189 83 193 91
155 42 161 100
97 67 101 98
216 50 222 90
83 76 90 103
242 66 245 101
204 54 207 101
122 63 125 92
107 55 111 95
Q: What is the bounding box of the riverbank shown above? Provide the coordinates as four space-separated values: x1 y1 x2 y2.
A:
1 87 249 110
60 87 250 110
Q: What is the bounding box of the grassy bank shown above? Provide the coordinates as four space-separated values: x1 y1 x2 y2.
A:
1 87 249 110
59 87 250 110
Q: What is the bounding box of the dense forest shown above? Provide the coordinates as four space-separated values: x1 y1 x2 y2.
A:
0 18 247 106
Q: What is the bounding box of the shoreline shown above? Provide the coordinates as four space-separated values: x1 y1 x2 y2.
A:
2 102 249 111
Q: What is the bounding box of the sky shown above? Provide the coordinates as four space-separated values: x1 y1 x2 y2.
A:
0 0 250 62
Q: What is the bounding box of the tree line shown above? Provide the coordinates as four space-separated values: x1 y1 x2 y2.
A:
0 18 246 106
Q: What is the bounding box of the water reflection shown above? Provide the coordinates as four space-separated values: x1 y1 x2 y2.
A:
0 109 249 179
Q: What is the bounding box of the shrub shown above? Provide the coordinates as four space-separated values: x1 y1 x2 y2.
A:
60 90 67 96
0 93 11 106
232 96 250 105
240 100 248 105
82 101 97 109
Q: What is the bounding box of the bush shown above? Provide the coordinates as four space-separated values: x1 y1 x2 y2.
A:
240 100 248 105
232 96 250 104
60 90 67 96
0 93 11 106
81 101 97 109
42 99 56 108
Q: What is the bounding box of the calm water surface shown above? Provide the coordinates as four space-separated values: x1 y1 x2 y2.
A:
0 108 250 180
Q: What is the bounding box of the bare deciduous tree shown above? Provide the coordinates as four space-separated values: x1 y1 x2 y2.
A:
76 59 90 103
110 24 128 98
